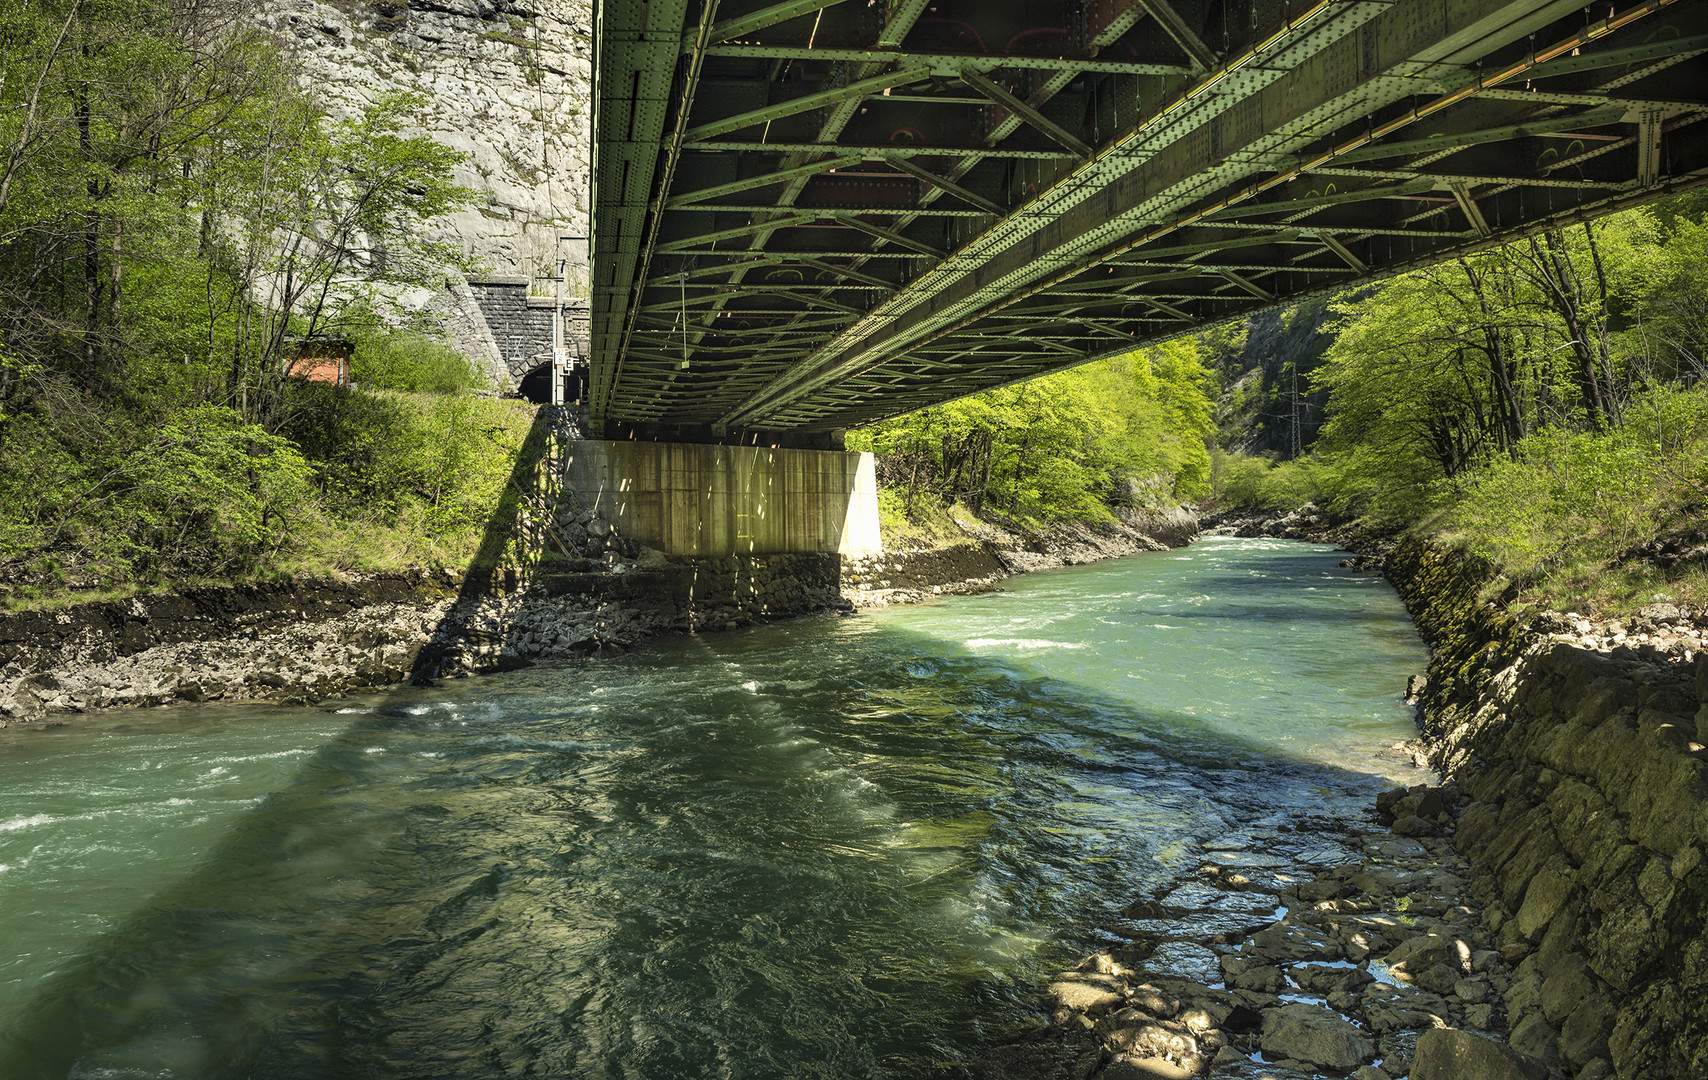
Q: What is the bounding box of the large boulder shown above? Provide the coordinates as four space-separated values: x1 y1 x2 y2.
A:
1412 1028 1549 1080
1259 1004 1377 1072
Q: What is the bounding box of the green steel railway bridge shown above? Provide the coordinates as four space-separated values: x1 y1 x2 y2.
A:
574 0 1705 557
587 0 1708 445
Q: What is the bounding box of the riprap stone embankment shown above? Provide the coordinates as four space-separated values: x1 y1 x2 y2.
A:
0 499 1199 727
1384 538 1708 1080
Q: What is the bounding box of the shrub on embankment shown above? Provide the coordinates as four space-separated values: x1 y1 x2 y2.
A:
0 376 536 609
1211 382 1708 617
1386 538 1708 1079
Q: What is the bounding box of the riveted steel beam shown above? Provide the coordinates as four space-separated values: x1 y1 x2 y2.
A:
680 141 1078 158
701 44 1191 75
684 66 933 141
960 69 1094 158
1206 179 1440 219
668 154 866 206
839 216 947 257
793 257 895 289
884 156 1006 215
1131 0 1219 72
710 0 1697 430
1318 233 1370 273
1317 107 1628 165
593 0 1708 434
693 0 851 48
654 212 821 252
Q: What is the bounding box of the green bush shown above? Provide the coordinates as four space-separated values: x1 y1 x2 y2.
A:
0 404 312 585
349 324 488 394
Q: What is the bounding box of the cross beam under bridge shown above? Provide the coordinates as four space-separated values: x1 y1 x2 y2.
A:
590 0 1708 442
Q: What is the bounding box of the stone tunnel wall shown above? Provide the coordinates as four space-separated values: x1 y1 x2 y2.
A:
466 276 590 386
1385 538 1708 1080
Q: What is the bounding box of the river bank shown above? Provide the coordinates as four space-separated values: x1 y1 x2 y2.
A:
0 505 1199 729
966 783 1542 1080
1380 539 1708 1080
959 522 1708 1080
1019 520 1707 1080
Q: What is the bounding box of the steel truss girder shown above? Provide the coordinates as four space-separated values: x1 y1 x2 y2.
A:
700 43 1190 75
706 0 1706 431
593 0 1708 434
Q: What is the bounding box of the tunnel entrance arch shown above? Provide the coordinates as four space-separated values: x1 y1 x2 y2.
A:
515 361 589 405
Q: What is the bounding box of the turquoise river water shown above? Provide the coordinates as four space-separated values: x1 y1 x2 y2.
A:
0 536 1428 1079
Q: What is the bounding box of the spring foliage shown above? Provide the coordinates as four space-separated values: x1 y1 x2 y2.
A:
848 341 1216 526
0 0 507 602
1211 199 1708 611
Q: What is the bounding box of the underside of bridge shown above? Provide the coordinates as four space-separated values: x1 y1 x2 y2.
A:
590 0 1708 442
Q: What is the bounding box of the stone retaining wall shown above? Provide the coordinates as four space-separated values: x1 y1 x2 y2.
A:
1385 538 1708 1079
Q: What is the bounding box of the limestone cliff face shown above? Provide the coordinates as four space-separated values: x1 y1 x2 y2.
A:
254 0 593 281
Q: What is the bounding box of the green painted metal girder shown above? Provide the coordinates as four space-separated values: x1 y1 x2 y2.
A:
593 0 1708 435
656 248 923 257
1205 178 1439 219
684 66 933 142
1312 166 1626 190
960 69 1094 158
692 0 851 48
1131 0 1220 72
667 154 866 207
692 204 992 218
655 212 820 252
1318 107 1628 165
681 141 1077 159
885 156 1006 216
1088 228 1302 266
641 290 866 314
1525 32 1708 80
839 217 946 257
700 44 1190 76
793 257 894 290
642 254 891 286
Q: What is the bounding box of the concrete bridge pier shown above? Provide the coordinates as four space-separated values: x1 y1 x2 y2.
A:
562 441 881 560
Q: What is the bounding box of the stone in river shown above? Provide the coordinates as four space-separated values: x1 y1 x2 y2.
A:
1101 1056 1197 1080
1145 941 1222 984
1411 1027 1550 1080
1259 1003 1378 1072
1047 972 1123 1017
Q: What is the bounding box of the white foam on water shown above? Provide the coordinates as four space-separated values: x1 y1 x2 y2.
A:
0 813 57 832
207 749 311 764
964 638 1086 650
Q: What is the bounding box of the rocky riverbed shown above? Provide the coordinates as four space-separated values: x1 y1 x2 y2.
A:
960 521 1708 1080
962 779 1551 1080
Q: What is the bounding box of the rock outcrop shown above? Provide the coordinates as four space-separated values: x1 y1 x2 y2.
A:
255 0 592 280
